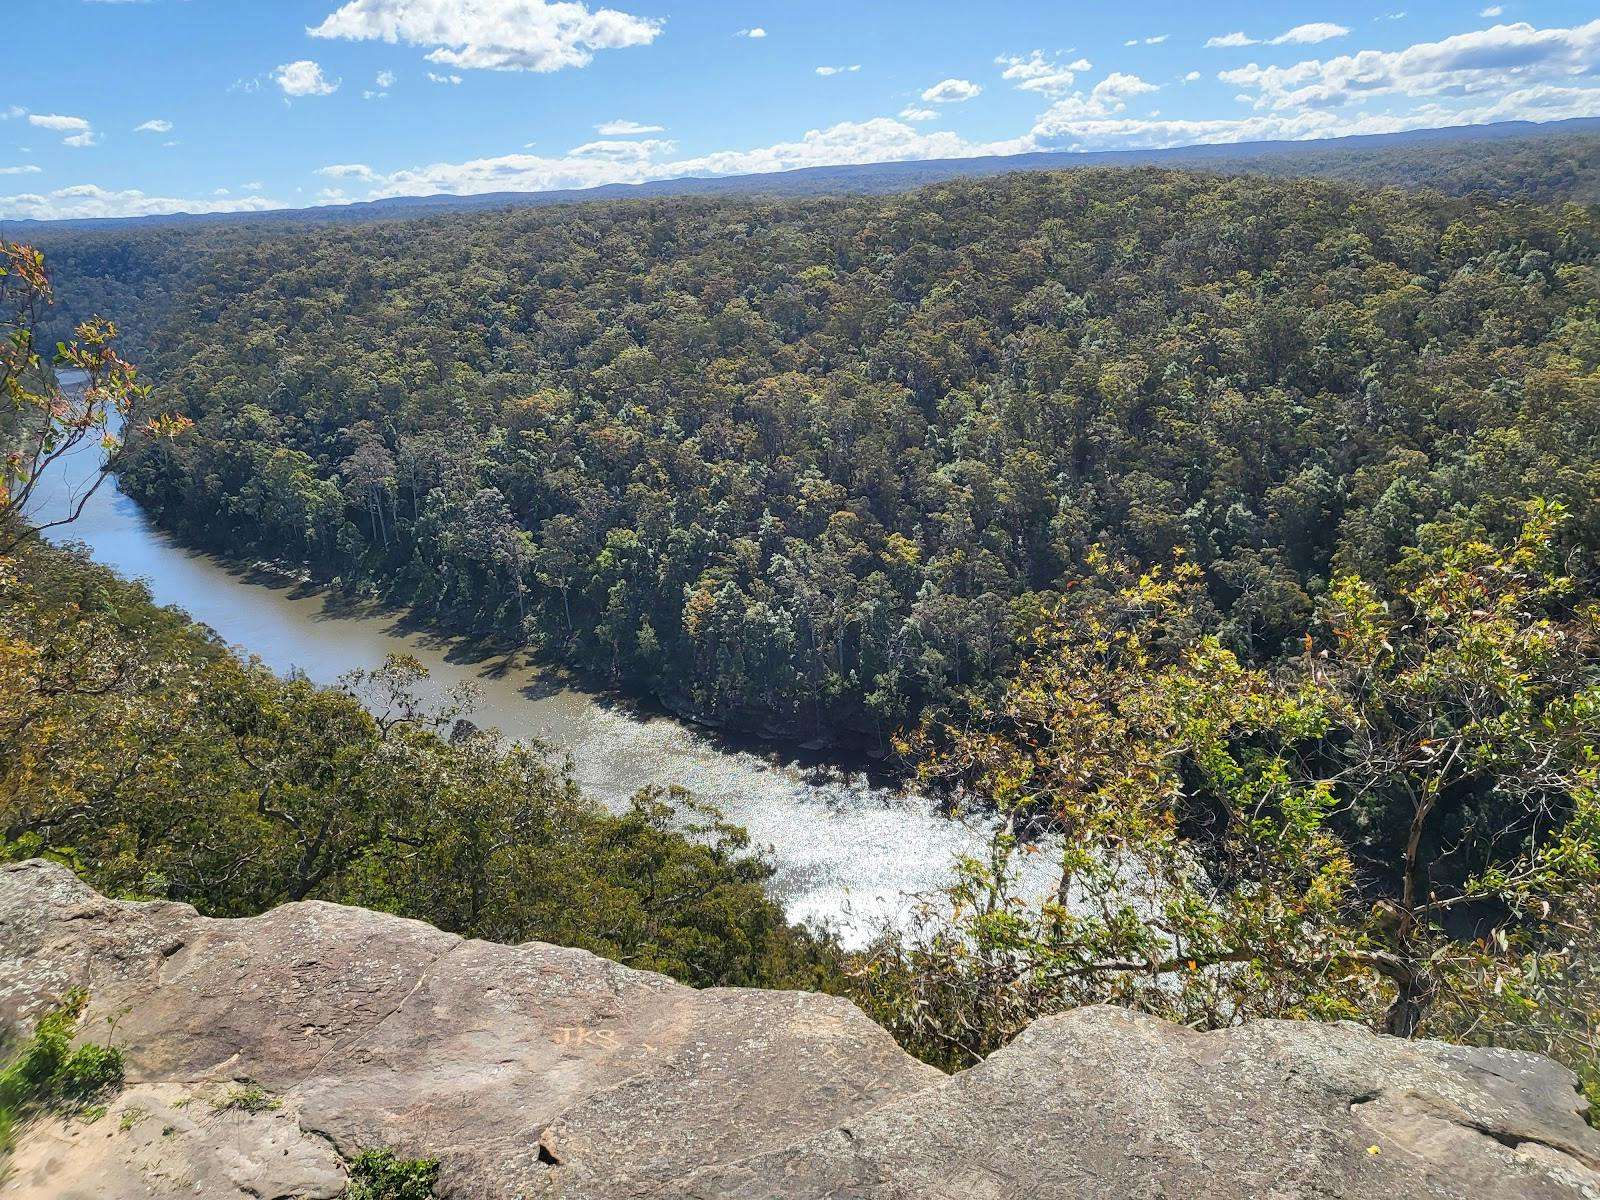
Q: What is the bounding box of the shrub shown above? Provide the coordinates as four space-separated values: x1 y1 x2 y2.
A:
343 1148 441 1200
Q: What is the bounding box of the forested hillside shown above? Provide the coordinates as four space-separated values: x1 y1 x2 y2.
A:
110 166 1600 742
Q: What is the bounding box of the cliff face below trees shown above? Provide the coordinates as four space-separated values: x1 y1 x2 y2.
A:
3 859 1598 1200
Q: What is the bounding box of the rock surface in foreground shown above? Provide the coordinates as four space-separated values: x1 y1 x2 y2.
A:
2 859 1597 1199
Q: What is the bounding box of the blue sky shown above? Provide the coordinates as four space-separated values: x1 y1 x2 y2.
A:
4 1 1599 220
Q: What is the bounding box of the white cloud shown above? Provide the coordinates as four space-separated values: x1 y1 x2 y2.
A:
134 119 172 133
597 119 664 134
922 78 982 103
1 106 26 120
996 51 1086 97
899 107 938 122
377 69 397 88
1271 22 1350 45
1481 6 1503 16
427 71 463 85
1145 35 1169 45
29 114 97 147
319 163 380 181
1184 70 1202 82
816 65 861 76
1209 22 1353 49
1095 72 1160 101
1031 77 1600 150
274 60 340 97
312 117 1033 205
1221 19 1600 112
0 183 287 221
0 165 41 175
1012 70 1162 126
308 0 662 73
28 114 90 133
566 138 675 161
737 27 766 39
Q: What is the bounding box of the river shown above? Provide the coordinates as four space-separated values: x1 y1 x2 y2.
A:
26 375 1045 941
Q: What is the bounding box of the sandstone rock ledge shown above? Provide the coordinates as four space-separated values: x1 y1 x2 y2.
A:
2 859 1597 1200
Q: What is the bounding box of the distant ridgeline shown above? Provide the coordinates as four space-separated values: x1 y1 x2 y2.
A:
30 130 1600 742
23 119 1600 358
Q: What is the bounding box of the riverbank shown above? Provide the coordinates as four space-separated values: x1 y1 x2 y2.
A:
228 555 913 793
24 393 1052 941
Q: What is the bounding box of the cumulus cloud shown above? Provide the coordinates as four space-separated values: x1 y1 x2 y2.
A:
311 117 1033 204
0 165 42 176
996 51 1091 98
737 27 766 39
899 107 938 122
308 0 662 73
922 78 981 103
1184 70 1202 82
0 182 287 221
1032 78 1600 150
29 114 97 147
1272 23 1351 45
816 65 861 76
1207 23 1351 49
427 71 463 84
1222 19 1600 111
28 114 90 132
597 119 664 135
566 138 675 161
1095 72 1160 101
1015 71 1161 124
274 60 340 97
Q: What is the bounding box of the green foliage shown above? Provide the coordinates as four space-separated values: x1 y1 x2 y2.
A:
343 1148 440 1200
86 167 1600 750
0 542 841 994
0 989 125 1168
857 511 1600 1072
0 240 165 555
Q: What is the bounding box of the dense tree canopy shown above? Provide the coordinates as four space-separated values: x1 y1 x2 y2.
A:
98 166 1600 746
